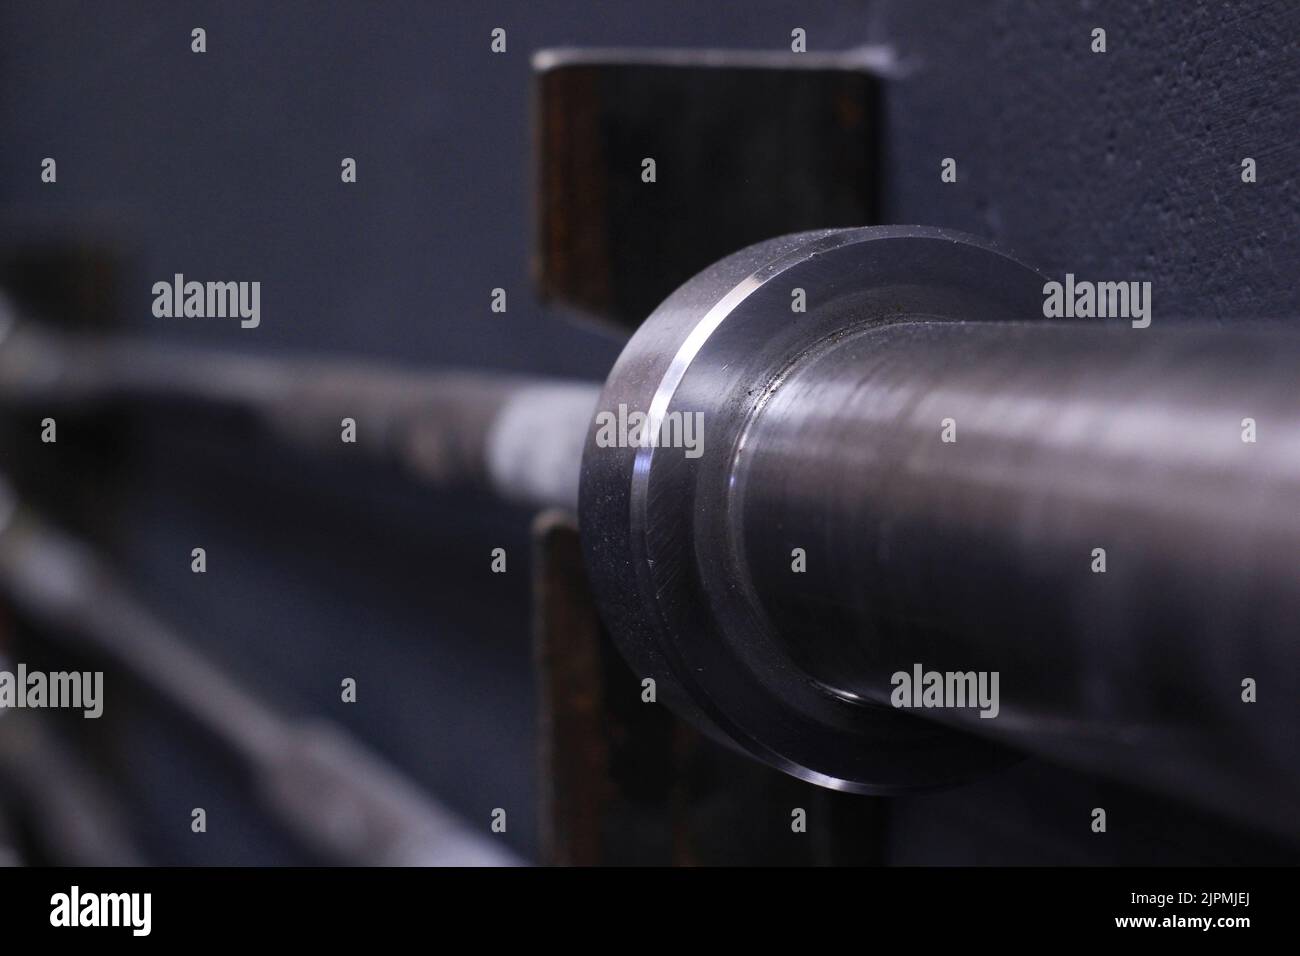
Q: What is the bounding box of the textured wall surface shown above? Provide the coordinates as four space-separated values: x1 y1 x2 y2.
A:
874 0 1299 321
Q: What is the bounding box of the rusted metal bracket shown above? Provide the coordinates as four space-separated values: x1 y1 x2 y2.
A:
532 510 885 865
533 48 885 332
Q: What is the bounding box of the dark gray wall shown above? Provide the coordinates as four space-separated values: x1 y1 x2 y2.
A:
875 0 1299 320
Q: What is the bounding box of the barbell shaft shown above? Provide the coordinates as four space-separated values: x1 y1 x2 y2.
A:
0 303 597 512
740 318 1300 826
5 229 1299 836
580 226 1300 837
